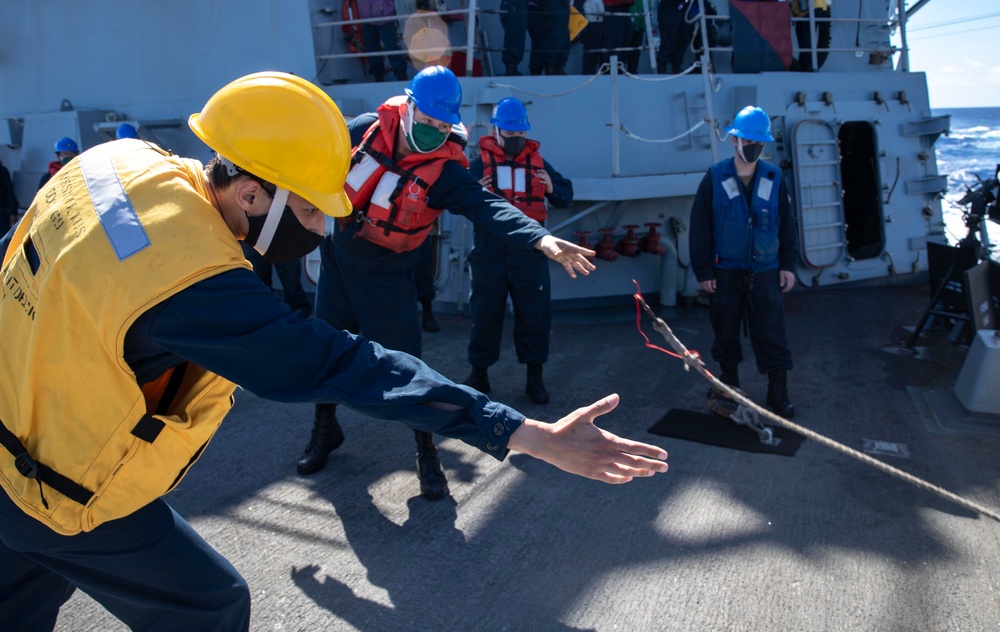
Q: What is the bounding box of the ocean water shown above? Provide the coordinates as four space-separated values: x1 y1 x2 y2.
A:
933 106 1000 260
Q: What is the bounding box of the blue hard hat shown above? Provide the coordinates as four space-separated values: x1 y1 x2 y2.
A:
490 98 531 132
726 106 774 142
54 137 79 153
116 123 139 139
404 66 462 125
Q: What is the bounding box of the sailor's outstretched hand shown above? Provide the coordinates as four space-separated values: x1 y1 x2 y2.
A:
507 394 669 483
535 235 596 279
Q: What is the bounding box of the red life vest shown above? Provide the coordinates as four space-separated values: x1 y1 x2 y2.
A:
343 96 469 253
479 135 548 224
341 0 367 72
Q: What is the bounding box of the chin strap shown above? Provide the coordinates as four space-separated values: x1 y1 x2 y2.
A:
253 187 289 256
218 155 241 176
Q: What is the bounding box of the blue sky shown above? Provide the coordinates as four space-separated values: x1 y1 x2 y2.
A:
902 0 1000 108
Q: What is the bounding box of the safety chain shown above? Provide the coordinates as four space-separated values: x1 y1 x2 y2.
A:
619 61 701 82
493 62 717 144
615 61 722 143
620 120 706 144
489 64 611 97
634 292 1000 523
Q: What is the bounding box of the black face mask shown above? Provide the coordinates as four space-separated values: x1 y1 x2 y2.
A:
738 139 764 164
502 135 526 158
245 204 324 263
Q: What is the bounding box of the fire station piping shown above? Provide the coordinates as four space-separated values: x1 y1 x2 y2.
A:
659 236 678 307
611 56 621 177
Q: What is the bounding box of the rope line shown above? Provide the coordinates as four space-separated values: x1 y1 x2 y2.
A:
632 286 1000 523
490 64 611 97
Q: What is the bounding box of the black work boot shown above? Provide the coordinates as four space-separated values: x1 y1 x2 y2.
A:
414 430 449 500
463 365 490 393
525 363 549 405
296 404 345 475
421 300 440 333
766 369 795 418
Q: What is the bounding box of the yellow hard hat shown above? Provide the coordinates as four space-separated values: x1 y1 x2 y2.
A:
189 71 353 218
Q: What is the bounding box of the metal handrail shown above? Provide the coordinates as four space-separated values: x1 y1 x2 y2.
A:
315 1 912 78
314 5 478 77
312 0 914 171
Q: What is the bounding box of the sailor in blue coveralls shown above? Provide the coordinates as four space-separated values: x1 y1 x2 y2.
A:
688 105 799 417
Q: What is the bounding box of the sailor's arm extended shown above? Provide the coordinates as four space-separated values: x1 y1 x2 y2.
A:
126 270 666 480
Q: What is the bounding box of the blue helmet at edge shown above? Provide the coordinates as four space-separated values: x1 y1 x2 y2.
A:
490 98 531 132
726 106 774 142
404 66 462 125
54 137 79 153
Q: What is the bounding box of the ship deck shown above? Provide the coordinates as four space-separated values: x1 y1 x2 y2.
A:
55 283 1000 631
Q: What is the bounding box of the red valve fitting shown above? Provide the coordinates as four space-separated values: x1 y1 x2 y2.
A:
639 222 666 255
595 228 619 262
573 230 596 262
616 224 640 258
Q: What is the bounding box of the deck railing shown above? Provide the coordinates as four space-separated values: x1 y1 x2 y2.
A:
314 0 913 79
313 0 916 170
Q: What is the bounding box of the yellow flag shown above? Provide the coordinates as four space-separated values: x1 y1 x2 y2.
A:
569 6 588 42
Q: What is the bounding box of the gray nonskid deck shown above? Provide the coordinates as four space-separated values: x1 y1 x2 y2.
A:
55 284 1000 631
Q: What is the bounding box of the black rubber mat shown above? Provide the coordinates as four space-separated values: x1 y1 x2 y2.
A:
648 408 805 456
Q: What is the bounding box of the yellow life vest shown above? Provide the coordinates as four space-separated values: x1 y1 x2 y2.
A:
0 140 251 535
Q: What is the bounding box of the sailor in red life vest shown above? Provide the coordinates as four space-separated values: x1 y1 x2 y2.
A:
299 66 597 500
463 98 573 405
37 137 79 191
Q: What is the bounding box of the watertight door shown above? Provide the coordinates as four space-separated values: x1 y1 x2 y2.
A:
790 119 847 269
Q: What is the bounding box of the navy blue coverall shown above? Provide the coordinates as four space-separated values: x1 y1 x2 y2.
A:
657 0 694 73
528 0 571 73
466 155 573 369
501 0 529 71
241 242 313 318
688 159 799 374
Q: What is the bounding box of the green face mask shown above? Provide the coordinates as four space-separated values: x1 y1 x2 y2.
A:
405 121 449 153
59 155 75 166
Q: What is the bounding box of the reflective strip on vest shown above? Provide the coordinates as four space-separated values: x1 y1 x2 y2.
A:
494 166 529 194
372 172 403 209
757 177 773 201
346 153 380 190
77 150 151 260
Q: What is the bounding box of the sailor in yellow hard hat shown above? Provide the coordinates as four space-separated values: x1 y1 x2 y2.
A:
0 72 667 631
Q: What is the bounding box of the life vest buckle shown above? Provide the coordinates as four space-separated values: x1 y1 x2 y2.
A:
14 452 39 479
